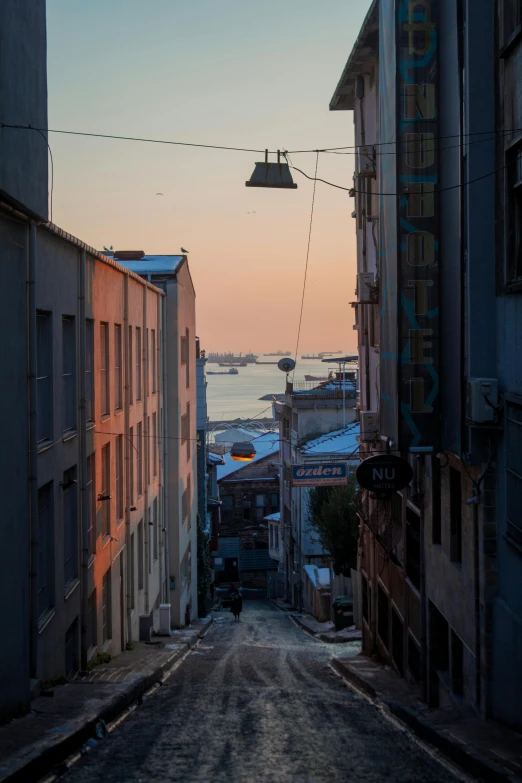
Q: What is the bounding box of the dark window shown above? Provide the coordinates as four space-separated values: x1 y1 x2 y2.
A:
86 319 94 422
151 329 156 393
450 467 462 563
86 453 96 557
507 145 522 285
130 533 135 610
129 427 134 503
38 482 54 619
362 573 369 623
406 507 421 589
377 583 389 649
146 416 151 485
63 466 78 587
221 495 234 521
432 458 441 545
152 412 157 476
37 311 53 444
137 422 143 496
101 443 110 535
65 619 79 676
243 499 252 520
451 630 464 696
392 607 404 675
270 493 280 512
62 316 76 432
408 635 421 682
138 520 144 590
255 494 269 520
500 0 522 48
136 327 142 401
187 475 192 529
153 498 158 561
100 323 109 415
114 324 122 410
128 326 133 404
102 569 111 642
116 435 123 521
282 417 290 441
181 405 190 460
507 403 522 546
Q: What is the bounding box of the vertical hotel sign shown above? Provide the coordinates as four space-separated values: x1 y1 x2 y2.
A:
397 0 440 451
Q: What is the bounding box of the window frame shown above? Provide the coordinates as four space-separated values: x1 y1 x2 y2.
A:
62 315 77 434
86 319 95 423
505 143 522 291
114 324 123 411
100 322 110 416
136 327 142 402
115 434 123 522
63 465 78 590
101 443 110 536
36 310 53 446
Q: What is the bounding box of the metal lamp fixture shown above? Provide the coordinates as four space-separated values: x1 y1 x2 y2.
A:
246 150 297 189
230 442 257 462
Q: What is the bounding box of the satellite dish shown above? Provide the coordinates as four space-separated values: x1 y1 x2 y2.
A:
278 357 296 373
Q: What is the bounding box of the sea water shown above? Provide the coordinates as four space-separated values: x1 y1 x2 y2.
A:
206 358 343 421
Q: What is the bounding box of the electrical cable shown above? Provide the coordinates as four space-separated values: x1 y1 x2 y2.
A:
33 127 53 222
292 151 319 380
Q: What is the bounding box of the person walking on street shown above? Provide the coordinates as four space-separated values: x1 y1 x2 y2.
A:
230 588 242 621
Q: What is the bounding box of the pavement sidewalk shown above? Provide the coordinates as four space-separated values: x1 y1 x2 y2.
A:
332 654 522 783
291 612 362 644
0 616 213 783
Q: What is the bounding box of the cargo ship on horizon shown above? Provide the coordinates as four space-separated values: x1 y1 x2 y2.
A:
207 351 257 364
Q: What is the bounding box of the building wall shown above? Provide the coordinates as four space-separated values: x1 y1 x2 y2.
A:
0 0 48 219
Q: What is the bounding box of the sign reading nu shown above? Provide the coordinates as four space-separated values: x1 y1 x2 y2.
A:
355 455 413 493
291 463 348 488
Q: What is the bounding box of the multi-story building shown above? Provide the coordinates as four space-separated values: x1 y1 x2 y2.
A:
274 375 358 607
116 253 198 628
494 1 522 729
330 0 516 724
0 0 48 721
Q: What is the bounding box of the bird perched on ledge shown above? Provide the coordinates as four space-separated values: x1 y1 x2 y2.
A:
181 247 189 253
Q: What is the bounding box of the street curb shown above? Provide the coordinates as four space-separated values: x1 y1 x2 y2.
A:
1 618 213 783
290 614 319 639
331 658 511 783
291 614 361 644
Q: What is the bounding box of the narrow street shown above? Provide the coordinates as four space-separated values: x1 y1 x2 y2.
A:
62 601 461 783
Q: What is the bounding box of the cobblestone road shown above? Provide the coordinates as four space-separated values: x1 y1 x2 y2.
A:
63 601 462 783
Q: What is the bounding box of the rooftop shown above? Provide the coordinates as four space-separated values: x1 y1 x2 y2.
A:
116 255 185 276
264 512 281 522
330 0 379 111
217 431 280 481
300 423 360 459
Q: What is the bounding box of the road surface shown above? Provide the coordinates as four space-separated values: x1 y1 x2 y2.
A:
62 601 461 783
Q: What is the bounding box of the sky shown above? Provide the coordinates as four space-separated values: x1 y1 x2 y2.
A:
46 0 369 355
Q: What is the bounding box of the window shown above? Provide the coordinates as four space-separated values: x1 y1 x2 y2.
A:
129 427 134 504
146 329 149 397
507 402 522 546
128 326 133 405
500 0 521 49
153 498 158 561
151 329 156 393
270 493 280 512
65 619 79 676
62 316 76 433
38 482 54 620
408 635 421 682
87 453 96 557
181 407 190 460
507 145 522 285
182 475 192 525
137 422 143 496
243 498 252 520
180 328 190 387
187 475 191 529
255 494 268 520
406 507 421 590
87 590 97 651
114 324 122 410
432 458 441 545
136 327 142 401
138 519 144 590
102 569 111 642
116 435 123 521
377 584 389 649
100 323 109 415
147 416 151 485
274 525 279 549
152 412 157 477
130 533 135 610
221 495 234 521
282 417 290 441
36 311 53 444
101 443 110 536
63 466 78 588
450 467 462 563
86 319 94 422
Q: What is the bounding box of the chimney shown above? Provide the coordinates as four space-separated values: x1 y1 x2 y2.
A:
113 250 145 260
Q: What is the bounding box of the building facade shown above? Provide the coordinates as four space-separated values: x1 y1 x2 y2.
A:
330 0 510 721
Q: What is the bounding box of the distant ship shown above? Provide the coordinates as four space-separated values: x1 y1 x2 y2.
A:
301 350 343 360
208 352 257 364
305 374 332 381
219 361 247 367
207 368 239 375
263 350 291 356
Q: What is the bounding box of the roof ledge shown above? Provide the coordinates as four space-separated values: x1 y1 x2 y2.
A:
329 0 379 112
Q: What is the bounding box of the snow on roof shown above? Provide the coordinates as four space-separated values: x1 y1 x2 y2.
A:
116 255 185 275
300 423 360 458
217 431 279 481
303 565 331 589
264 512 280 522
207 452 225 465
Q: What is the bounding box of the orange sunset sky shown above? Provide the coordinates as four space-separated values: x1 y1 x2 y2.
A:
46 0 370 355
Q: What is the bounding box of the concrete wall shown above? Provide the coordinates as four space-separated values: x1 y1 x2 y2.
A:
0 1 48 219
0 213 31 721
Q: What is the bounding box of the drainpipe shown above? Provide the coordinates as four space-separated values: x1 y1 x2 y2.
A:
143 284 149 615
161 290 169 603
123 273 132 644
79 249 89 669
28 224 39 680
419 497 427 702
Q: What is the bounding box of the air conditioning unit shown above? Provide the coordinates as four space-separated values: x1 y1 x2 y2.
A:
158 604 172 636
357 272 376 303
360 411 378 441
466 378 499 424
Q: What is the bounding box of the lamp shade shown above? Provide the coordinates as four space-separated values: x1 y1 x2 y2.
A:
230 442 256 461
246 161 297 189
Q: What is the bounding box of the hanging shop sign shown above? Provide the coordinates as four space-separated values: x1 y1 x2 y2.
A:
396 0 440 451
291 463 348 488
355 454 413 493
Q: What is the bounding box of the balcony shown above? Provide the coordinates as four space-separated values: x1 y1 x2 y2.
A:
286 379 358 403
